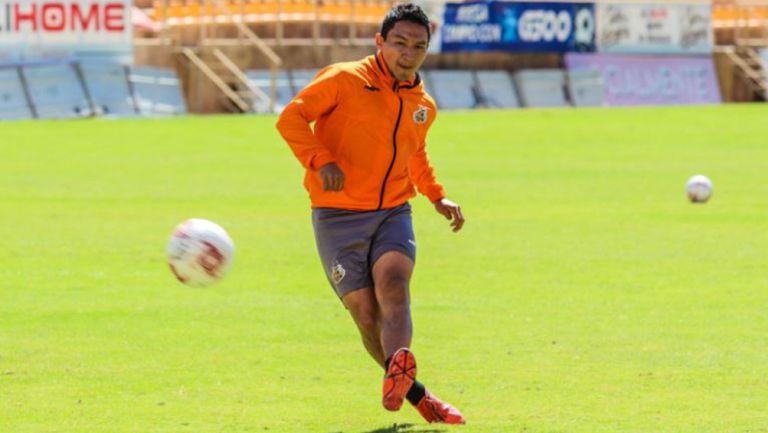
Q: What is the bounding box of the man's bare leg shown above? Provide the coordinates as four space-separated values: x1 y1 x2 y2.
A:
372 251 414 357
372 251 416 411
342 287 386 368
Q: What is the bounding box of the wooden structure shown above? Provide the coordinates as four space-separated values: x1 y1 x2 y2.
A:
131 0 768 112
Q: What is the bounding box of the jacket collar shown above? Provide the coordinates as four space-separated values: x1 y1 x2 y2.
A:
370 51 422 92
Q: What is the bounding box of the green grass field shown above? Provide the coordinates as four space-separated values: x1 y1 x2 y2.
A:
1 105 767 433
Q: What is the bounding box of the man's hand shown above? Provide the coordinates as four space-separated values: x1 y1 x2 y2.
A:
319 163 345 191
433 198 465 232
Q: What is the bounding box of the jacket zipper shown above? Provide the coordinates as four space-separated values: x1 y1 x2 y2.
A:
377 83 403 210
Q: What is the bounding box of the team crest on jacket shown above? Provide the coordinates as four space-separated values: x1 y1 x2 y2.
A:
412 105 429 124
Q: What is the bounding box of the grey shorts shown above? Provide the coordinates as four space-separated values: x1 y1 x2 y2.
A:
311 203 416 298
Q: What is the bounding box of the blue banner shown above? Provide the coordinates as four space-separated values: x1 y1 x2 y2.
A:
440 1 596 53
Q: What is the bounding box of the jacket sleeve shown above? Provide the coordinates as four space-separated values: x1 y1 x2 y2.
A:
275 67 341 171
408 140 446 202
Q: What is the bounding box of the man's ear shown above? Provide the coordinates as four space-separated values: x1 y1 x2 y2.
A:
375 32 384 49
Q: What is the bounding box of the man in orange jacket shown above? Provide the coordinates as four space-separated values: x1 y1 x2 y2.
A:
276 3 465 424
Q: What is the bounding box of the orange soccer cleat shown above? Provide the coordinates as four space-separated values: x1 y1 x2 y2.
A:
382 348 417 411
413 390 466 424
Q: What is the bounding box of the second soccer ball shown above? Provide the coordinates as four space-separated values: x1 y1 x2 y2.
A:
686 175 713 203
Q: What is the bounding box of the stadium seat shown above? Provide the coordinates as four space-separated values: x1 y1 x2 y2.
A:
0 67 34 120
424 70 477 110
129 66 187 115
290 69 320 94
513 69 570 108
475 70 520 109
712 4 768 28
22 63 93 119
567 69 604 107
245 69 293 112
154 0 387 25
79 60 137 116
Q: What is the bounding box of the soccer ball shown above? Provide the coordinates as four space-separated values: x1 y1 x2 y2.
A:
686 175 713 203
167 219 234 287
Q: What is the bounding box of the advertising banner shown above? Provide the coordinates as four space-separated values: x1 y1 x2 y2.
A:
597 3 712 54
0 0 132 65
565 53 721 106
441 1 595 53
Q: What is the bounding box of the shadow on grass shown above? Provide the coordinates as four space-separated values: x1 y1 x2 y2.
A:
357 423 448 433
327 423 449 433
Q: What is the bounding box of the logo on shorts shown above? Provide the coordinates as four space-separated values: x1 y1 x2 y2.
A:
413 105 429 124
331 262 346 285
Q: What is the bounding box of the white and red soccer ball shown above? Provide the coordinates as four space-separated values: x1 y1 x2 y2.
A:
686 175 713 203
167 219 234 287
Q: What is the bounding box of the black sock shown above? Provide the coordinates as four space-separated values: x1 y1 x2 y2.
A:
406 380 427 405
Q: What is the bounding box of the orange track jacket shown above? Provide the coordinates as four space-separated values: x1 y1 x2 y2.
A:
276 53 445 211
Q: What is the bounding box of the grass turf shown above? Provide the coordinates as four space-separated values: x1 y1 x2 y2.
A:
1 105 767 433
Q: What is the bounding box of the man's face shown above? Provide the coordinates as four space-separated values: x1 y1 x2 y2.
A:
375 20 429 82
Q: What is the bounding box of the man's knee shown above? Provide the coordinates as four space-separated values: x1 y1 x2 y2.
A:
342 288 381 334
378 270 409 297
379 271 409 290
354 310 379 335
372 252 413 317
376 277 410 320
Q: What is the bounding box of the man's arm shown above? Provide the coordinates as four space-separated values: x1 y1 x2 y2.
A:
408 143 465 232
275 68 341 173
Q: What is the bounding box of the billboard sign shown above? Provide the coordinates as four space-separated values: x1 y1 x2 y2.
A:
0 0 132 64
441 1 596 53
597 3 712 54
565 53 721 106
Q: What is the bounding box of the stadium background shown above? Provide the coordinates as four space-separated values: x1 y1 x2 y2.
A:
0 0 767 117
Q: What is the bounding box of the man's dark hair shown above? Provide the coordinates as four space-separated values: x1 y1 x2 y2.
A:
380 3 431 42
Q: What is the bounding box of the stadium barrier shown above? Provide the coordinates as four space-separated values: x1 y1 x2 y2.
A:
242 67 525 111
513 70 570 108
424 70 477 110
567 69 604 107
475 70 521 109
0 67 34 120
80 61 138 117
0 59 735 119
22 63 94 119
0 62 187 121
219 64 725 111
130 67 188 115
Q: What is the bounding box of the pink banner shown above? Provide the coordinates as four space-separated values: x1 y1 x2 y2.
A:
565 53 721 106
